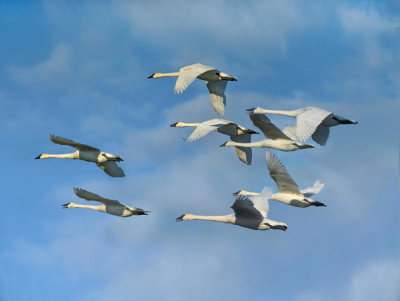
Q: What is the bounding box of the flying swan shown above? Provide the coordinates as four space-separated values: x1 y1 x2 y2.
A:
247 106 358 145
176 188 287 231
220 113 314 155
62 187 149 217
233 151 326 208
35 134 125 177
170 118 259 165
148 63 237 116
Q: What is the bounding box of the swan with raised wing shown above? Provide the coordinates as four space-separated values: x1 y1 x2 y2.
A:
220 113 314 154
148 63 237 115
247 106 358 145
176 188 287 231
62 187 149 217
170 118 258 165
233 152 326 208
35 134 125 177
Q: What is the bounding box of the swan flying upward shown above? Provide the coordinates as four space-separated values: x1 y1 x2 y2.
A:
35 134 125 177
233 152 326 208
247 106 358 145
176 188 287 231
170 118 258 165
148 63 237 116
220 113 314 156
62 187 149 217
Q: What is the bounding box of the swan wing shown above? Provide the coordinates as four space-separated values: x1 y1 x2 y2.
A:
187 119 231 142
231 187 272 219
97 161 125 177
266 151 300 193
296 107 331 142
301 180 325 197
206 80 227 116
49 134 100 152
174 63 216 94
73 187 121 205
249 113 290 140
311 125 330 146
230 133 252 165
282 125 298 141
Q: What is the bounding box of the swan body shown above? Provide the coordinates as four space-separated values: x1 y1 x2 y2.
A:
62 187 149 217
35 134 125 177
170 119 259 165
220 113 314 154
233 152 326 208
148 63 237 116
247 106 358 145
176 188 287 231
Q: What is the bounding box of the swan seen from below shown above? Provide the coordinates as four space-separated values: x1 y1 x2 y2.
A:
176 188 287 231
35 134 125 177
148 63 237 116
233 152 326 208
62 187 149 217
220 113 314 155
170 118 259 165
247 106 358 145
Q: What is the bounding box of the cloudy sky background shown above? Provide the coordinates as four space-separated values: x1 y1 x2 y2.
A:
0 1 399 300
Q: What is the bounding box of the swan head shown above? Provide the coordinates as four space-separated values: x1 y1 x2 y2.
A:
35 154 43 159
232 190 257 196
147 73 156 79
62 203 74 209
217 72 237 81
101 152 124 162
246 107 264 114
170 122 185 127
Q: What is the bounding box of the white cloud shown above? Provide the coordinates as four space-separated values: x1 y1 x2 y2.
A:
9 44 73 85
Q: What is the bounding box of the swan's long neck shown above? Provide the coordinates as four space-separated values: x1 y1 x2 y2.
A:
68 203 105 212
257 109 300 117
224 140 267 148
183 214 235 224
152 72 180 78
39 152 79 159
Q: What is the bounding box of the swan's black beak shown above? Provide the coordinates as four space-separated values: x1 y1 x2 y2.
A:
35 154 42 159
147 73 155 79
61 203 70 209
170 122 178 127
246 108 256 113
220 142 228 147
176 214 185 222
232 191 241 196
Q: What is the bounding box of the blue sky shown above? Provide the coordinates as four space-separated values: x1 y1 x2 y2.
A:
0 1 399 300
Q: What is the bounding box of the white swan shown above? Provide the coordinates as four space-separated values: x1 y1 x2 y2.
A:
35 134 125 177
233 152 326 208
247 106 358 145
170 119 259 165
176 188 287 231
220 113 314 154
62 187 149 217
148 63 237 116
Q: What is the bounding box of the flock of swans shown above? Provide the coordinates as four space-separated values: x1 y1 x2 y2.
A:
36 63 357 230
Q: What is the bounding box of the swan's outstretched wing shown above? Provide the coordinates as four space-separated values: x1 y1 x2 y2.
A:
301 180 325 197
174 63 216 94
249 113 290 140
282 125 298 141
311 125 330 146
187 119 231 142
49 134 100 152
266 151 300 193
296 107 331 142
97 161 125 177
230 133 252 165
206 80 227 116
73 187 121 205
231 187 272 219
